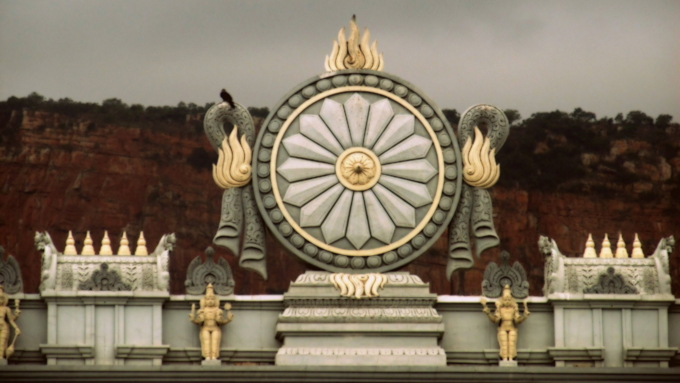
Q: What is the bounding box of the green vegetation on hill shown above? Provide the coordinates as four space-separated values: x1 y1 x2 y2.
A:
1 93 678 201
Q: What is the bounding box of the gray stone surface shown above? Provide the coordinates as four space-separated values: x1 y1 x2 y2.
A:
282 174 338 207
482 251 529 298
319 98 352 149
372 114 415 155
275 271 446 366
499 360 518 367
282 135 337 164
363 190 395 244
364 99 394 149
300 184 344 227
381 159 437 183
372 185 415 227
0 245 23 294
378 135 431 165
321 189 352 243
377 175 432 207
346 192 370 249
201 359 221 366
251 70 463 273
344 94 370 147
300 115 344 156
278 158 335 183
184 247 235 295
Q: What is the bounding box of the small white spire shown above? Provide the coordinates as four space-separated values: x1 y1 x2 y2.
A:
99 230 113 255
81 231 95 255
118 231 131 255
64 230 78 255
134 231 148 256
599 234 613 258
583 233 597 258
631 233 644 258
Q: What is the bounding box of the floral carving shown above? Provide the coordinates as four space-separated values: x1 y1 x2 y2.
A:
78 263 131 292
341 153 376 186
583 267 638 294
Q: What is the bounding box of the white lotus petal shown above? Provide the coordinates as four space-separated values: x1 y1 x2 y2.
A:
321 189 353 243
379 135 432 165
346 192 371 249
282 175 339 207
283 134 337 164
378 175 433 208
300 183 345 227
277 158 335 182
344 94 370 147
319 99 352 149
372 184 416 228
363 99 394 149
363 190 396 244
300 114 344 156
372 115 415 155
381 159 437 183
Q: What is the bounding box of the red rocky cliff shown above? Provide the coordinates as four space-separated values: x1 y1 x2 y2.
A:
1 110 678 296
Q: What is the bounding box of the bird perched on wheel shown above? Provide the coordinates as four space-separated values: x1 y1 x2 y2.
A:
220 89 235 109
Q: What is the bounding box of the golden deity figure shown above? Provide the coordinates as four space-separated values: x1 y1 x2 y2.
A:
0 286 21 361
189 283 233 361
480 285 530 362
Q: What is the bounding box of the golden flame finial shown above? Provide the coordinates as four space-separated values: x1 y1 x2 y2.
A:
461 126 500 188
325 16 384 72
212 126 252 189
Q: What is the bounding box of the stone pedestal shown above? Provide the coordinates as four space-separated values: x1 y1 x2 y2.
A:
499 360 518 367
201 359 222 366
0 358 7 366
275 271 446 366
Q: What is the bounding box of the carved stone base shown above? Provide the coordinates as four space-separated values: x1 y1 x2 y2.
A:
201 359 222 366
275 271 446 366
499 360 518 367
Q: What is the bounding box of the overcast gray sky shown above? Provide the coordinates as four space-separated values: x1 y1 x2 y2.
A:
1 0 678 120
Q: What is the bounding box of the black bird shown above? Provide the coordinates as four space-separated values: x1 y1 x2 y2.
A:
220 89 235 109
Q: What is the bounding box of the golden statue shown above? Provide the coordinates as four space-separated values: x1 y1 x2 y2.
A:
480 285 529 362
0 286 21 361
189 283 233 361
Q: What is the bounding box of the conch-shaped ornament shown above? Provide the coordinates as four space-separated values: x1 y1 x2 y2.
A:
447 105 509 280
212 126 252 189
204 97 268 280
325 15 384 72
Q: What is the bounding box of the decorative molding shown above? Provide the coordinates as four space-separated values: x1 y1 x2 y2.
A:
115 345 170 359
329 273 386 299
36 231 174 293
481 250 528 298
279 307 441 323
446 349 552 365
624 347 678 362
184 247 235 295
277 347 444 356
0 245 23 294
294 272 425 286
163 348 275 364
583 267 638 294
78 263 132 291
539 235 672 297
7 349 46 364
547 347 604 362
284 298 437 308
39 344 94 359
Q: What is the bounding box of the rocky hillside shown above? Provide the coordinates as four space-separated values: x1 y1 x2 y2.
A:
1 98 678 296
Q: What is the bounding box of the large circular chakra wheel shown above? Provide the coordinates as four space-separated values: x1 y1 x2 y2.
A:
253 71 462 273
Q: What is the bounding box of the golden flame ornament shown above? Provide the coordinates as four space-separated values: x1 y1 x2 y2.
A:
325 15 384 72
462 126 500 188
212 126 252 189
